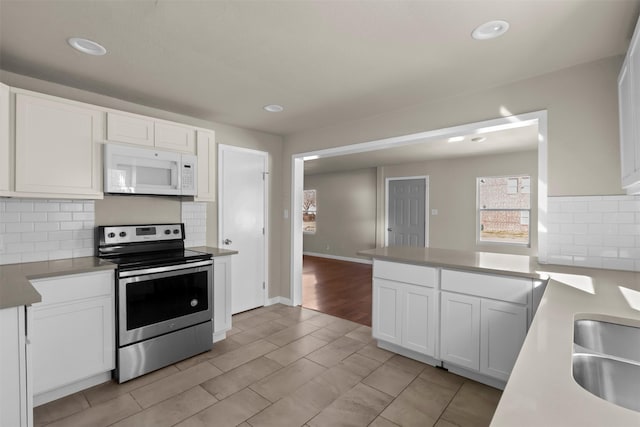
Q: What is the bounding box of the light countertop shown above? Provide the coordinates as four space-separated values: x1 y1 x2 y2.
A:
0 257 116 309
358 246 541 279
0 246 237 310
359 246 640 425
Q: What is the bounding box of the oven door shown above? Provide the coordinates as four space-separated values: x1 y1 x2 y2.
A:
118 260 212 346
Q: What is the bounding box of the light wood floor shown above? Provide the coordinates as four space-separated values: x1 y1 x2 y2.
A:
34 305 502 427
302 255 373 326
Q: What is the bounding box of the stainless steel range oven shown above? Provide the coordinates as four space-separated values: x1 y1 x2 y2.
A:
97 223 213 383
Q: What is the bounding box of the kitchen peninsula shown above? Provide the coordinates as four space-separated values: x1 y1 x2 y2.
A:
359 246 640 426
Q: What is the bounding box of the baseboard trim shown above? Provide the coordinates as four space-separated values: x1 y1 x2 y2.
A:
34 371 112 407
303 252 372 265
266 296 293 306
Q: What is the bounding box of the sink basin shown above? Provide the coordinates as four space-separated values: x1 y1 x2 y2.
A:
572 354 640 413
572 319 640 412
574 319 640 363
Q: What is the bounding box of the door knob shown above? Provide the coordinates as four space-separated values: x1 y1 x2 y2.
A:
223 238 232 245
387 228 392 231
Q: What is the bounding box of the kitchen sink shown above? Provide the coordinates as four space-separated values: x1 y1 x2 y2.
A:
572 354 640 412
572 319 640 413
574 319 640 363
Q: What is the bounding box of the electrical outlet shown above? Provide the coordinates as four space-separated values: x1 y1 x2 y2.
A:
325 244 330 251
431 209 438 215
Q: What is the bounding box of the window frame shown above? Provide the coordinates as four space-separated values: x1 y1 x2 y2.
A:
476 175 531 247
303 189 317 235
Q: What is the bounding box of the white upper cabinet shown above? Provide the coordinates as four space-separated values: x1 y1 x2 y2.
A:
620 16 640 193
106 111 196 153
0 83 10 194
155 121 195 153
195 129 216 202
15 92 103 198
106 112 154 146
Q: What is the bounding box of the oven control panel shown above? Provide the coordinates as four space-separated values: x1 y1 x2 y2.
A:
101 224 183 245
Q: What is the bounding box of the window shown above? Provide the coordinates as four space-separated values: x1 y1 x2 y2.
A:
477 175 531 245
303 189 317 234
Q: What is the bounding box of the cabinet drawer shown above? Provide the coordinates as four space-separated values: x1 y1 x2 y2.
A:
373 260 437 288
31 270 114 306
441 269 531 304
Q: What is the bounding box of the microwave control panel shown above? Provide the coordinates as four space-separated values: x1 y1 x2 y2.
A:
181 154 197 196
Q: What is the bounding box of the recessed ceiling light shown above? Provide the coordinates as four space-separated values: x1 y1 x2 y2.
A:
263 104 284 113
472 136 487 143
448 136 465 143
67 37 107 56
471 20 510 40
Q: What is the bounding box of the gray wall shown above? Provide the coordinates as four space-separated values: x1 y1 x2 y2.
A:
303 168 377 259
379 150 538 256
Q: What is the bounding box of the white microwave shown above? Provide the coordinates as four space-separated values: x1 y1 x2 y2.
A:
104 143 197 196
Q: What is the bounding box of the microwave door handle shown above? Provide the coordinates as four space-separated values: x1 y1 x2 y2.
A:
173 161 180 190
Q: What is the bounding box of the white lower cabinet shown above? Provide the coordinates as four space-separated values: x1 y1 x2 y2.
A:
372 278 402 345
440 292 481 371
0 305 32 427
213 256 232 342
30 270 115 405
372 260 438 359
480 299 527 381
440 269 531 384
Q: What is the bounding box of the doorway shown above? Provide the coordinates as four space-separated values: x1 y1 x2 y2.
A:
291 111 548 307
218 144 268 314
386 176 429 247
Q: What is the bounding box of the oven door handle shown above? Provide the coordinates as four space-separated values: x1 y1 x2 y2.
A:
119 259 213 277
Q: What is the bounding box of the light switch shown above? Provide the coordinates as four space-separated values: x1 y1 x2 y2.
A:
284 209 289 219
431 209 438 215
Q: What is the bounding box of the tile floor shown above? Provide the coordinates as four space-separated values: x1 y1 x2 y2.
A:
34 304 502 427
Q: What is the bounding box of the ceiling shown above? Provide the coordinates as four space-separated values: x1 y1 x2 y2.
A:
304 122 539 174
0 1 638 136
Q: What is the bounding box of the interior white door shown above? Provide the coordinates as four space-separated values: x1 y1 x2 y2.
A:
218 145 267 314
387 177 427 247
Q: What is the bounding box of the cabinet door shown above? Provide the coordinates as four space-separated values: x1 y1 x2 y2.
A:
372 278 402 345
195 129 216 202
402 284 436 357
0 83 9 193
213 256 232 340
631 27 640 183
480 299 527 381
15 93 102 196
619 62 637 188
106 112 154 146
155 121 195 153
31 295 114 395
0 306 30 427
440 291 480 371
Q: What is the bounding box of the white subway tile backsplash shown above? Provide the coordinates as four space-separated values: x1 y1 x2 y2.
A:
60 203 84 212
20 212 48 222
602 258 635 271
34 202 59 212
34 222 60 232
573 212 602 224
588 200 619 212
21 232 48 242
1 213 20 223
6 223 34 233
182 201 207 248
48 231 74 241
0 198 95 265
60 221 84 231
47 212 72 221
35 241 60 252
546 195 640 271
